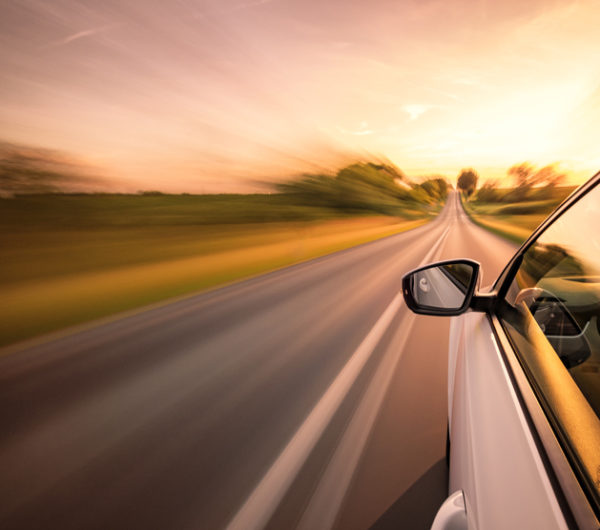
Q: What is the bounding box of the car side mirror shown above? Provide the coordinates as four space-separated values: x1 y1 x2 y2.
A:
402 259 480 316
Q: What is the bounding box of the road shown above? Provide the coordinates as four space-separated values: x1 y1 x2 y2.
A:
0 191 518 530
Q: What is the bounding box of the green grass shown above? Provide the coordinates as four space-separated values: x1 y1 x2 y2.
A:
461 186 575 244
0 193 361 228
1 193 438 348
0 193 436 286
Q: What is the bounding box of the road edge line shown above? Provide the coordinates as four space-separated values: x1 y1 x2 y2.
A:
297 225 450 529
226 224 450 530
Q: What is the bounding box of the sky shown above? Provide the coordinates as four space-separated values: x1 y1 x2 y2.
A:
1 0 600 192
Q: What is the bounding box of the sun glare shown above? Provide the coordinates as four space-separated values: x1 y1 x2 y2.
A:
0 0 599 191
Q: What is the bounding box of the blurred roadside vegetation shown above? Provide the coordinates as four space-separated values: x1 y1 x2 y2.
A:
0 141 104 196
456 168 478 197
460 163 576 244
1 152 448 347
276 162 448 215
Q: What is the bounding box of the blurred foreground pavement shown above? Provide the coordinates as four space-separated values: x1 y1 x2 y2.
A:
0 191 516 529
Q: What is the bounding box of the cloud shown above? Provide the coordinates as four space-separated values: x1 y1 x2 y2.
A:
45 24 119 48
227 0 276 13
336 121 374 136
402 104 434 120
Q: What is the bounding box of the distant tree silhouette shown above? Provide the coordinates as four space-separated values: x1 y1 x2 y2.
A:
414 176 449 202
0 141 100 197
506 162 566 201
277 162 446 214
457 169 478 196
476 180 501 202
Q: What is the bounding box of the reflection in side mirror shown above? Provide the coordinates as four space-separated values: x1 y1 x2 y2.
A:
402 259 480 316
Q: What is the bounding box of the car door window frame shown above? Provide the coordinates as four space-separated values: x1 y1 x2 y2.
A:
487 172 600 528
488 314 598 529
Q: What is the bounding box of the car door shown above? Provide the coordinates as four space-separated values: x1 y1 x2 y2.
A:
451 176 600 529
405 174 600 529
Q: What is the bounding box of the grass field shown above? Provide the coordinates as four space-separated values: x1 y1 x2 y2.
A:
461 186 576 244
1 193 437 347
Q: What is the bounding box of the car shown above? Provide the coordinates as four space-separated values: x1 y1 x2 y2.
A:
402 173 600 529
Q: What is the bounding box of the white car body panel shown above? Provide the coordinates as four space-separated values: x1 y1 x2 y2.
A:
447 311 568 530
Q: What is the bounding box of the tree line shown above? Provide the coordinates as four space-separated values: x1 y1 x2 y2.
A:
457 163 567 202
277 162 448 215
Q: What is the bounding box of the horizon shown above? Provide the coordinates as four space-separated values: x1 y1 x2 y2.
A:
2 0 600 193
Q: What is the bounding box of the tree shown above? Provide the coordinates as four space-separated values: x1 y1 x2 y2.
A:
507 162 535 189
457 169 478 196
416 176 449 202
276 161 412 214
0 142 102 197
506 162 566 201
476 179 501 202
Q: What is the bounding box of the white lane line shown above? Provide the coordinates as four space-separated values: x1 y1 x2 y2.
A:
226 223 451 530
297 312 418 530
226 294 402 530
297 227 450 529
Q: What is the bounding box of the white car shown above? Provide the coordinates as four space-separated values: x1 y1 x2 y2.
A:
402 174 600 530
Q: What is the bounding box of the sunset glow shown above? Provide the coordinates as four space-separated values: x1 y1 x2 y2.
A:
1 0 599 192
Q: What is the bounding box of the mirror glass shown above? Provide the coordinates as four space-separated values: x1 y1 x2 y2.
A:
408 262 475 310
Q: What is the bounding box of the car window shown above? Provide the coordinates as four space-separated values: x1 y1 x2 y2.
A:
499 183 600 509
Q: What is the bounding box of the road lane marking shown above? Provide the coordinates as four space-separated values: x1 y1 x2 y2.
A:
226 222 450 530
297 225 450 529
226 294 403 530
297 312 417 530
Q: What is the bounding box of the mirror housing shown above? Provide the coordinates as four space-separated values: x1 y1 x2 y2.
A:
402 259 481 316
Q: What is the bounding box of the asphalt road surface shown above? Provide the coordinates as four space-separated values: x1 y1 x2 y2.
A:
0 192 518 530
